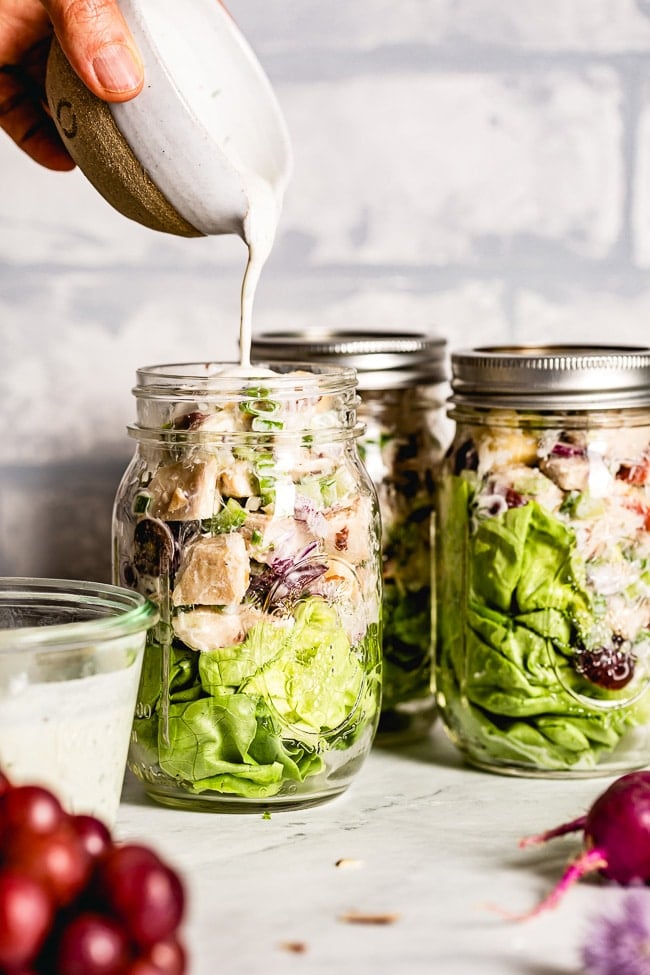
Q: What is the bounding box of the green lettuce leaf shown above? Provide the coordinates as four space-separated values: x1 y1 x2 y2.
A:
436 473 650 771
239 597 364 735
158 693 323 798
133 594 377 799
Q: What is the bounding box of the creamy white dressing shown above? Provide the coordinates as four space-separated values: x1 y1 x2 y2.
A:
240 175 278 367
215 173 283 380
0 664 141 826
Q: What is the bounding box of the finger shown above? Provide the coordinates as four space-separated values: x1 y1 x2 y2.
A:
0 31 74 170
0 83 74 169
41 0 144 101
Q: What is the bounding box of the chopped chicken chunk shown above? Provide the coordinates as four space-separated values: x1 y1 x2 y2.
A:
172 533 250 606
148 459 219 520
219 460 257 498
241 512 313 564
540 455 590 493
322 496 373 563
172 605 264 650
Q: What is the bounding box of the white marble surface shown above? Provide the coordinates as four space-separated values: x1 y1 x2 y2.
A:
115 724 627 975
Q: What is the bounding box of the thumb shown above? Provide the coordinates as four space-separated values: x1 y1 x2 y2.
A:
41 0 144 101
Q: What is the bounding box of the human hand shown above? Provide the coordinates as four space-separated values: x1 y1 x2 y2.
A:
0 0 143 171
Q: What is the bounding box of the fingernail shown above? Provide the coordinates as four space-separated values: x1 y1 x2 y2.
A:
93 43 142 94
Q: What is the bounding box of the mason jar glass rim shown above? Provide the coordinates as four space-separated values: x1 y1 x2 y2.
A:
0 578 158 652
129 360 362 442
133 360 358 401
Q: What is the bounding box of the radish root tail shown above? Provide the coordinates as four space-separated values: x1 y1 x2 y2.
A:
518 815 587 849
499 847 607 922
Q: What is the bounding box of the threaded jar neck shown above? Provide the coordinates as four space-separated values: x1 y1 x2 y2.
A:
129 360 362 444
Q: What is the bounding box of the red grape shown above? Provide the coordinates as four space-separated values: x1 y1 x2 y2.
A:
0 785 65 846
97 845 185 948
124 960 161 975
126 937 187 975
6 822 92 907
71 814 112 861
0 778 187 975
150 937 186 975
55 912 131 975
0 869 53 968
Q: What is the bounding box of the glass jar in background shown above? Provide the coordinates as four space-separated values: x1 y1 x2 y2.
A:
112 362 382 811
251 331 450 741
437 344 650 778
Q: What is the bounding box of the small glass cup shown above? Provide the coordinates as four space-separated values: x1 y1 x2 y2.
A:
0 578 158 825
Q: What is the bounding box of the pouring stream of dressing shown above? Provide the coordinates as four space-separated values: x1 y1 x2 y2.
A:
240 176 278 371
219 171 283 379
104 0 293 380
109 0 292 381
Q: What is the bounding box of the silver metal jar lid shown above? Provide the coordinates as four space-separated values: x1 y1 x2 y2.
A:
250 329 448 389
450 345 650 410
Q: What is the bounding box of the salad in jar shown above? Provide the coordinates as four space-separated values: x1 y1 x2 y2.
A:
113 363 382 808
357 388 443 727
437 409 650 776
250 329 450 740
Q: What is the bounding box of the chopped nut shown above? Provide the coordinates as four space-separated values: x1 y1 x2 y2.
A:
335 858 364 870
280 941 307 954
339 911 400 925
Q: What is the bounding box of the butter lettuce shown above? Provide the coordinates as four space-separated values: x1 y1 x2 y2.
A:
159 694 321 798
238 598 364 734
133 595 377 799
436 474 650 772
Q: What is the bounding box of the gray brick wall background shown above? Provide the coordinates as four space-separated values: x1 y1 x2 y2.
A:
2 0 650 581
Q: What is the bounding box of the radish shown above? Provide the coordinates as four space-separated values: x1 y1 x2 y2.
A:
514 770 650 920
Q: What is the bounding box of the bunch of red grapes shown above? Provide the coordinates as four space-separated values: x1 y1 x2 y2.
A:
0 770 186 974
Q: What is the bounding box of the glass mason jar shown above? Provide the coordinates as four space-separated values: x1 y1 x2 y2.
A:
112 361 382 810
251 330 450 741
437 344 650 778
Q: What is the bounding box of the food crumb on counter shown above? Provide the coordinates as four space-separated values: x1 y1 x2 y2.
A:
280 941 308 953
335 858 364 869
339 910 400 925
